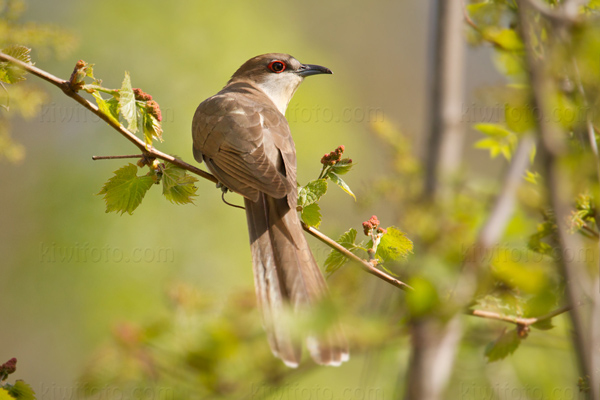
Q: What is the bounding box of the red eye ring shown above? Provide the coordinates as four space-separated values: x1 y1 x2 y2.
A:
268 60 286 73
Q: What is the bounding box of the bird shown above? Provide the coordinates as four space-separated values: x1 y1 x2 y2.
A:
191 53 349 367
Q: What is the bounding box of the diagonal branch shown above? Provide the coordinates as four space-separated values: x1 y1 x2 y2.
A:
466 304 573 327
0 51 412 292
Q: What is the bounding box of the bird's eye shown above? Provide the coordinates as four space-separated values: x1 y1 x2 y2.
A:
268 61 286 73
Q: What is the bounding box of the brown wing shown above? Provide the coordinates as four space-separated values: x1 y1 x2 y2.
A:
192 83 297 206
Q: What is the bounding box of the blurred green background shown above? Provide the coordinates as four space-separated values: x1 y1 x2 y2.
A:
3 0 578 399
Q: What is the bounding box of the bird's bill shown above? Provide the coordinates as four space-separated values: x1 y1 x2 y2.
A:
296 64 333 77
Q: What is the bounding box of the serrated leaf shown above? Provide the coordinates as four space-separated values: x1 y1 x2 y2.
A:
91 92 119 125
143 112 163 146
161 163 198 205
327 171 355 199
330 158 354 175
301 203 321 227
0 45 31 84
0 388 13 400
374 227 413 263
485 329 521 362
324 228 359 275
5 381 35 400
119 71 138 133
98 163 154 215
298 179 327 208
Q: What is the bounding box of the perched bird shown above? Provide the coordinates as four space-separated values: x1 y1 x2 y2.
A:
192 53 348 367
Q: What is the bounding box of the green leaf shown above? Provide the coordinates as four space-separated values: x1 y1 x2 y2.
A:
143 111 163 146
0 388 13 400
98 163 155 215
374 227 413 263
0 45 31 84
324 228 359 275
473 123 517 160
91 92 119 125
483 28 523 51
484 329 521 362
161 163 198 205
330 158 354 175
327 171 355 199
5 380 36 400
531 319 554 331
119 71 138 133
301 203 321 227
297 179 327 208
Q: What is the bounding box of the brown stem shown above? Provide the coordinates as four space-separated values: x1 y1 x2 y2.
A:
92 154 144 160
0 51 411 292
302 223 413 291
466 304 573 327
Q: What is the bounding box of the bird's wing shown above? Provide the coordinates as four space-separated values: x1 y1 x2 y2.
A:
192 87 297 205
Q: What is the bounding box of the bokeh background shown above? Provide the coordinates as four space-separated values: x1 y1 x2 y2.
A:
4 0 579 399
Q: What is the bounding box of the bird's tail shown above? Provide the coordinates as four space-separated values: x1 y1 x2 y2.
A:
244 193 349 367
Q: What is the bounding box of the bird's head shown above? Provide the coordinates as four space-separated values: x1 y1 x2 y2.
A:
228 53 332 115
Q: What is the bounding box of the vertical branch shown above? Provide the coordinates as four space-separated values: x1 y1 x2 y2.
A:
423 0 466 199
403 1 466 399
517 2 598 398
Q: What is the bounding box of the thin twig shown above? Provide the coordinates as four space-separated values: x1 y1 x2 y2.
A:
92 154 144 160
0 51 411 292
302 222 413 291
466 304 573 326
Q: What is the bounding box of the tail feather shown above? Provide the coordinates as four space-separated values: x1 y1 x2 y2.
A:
245 194 349 367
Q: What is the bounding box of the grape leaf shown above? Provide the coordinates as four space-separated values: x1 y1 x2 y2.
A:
161 163 198 205
298 179 327 208
119 71 138 133
330 158 354 175
143 111 163 146
324 228 359 275
373 226 413 262
301 203 321 228
484 328 521 362
4 380 36 400
327 171 355 199
0 45 31 84
91 92 119 125
98 164 154 215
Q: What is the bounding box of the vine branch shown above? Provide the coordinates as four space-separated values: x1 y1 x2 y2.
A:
0 51 411 292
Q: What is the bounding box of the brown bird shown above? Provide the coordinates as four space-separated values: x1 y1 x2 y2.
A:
192 53 348 367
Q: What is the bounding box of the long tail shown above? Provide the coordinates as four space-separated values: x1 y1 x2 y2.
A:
244 193 349 367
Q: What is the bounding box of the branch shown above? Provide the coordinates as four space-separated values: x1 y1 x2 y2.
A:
0 52 219 185
0 51 411 292
466 304 573 327
517 2 598 398
302 223 413 291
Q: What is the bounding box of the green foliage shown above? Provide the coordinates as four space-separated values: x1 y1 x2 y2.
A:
0 0 76 163
484 328 521 363
368 227 413 263
1 381 35 400
327 171 355 199
97 164 155 215
160 162 198 205
118 72 137 133
474 123 518 160
324 228 360 275
0 45 30 84
79 69 164 147
300 203 321 228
